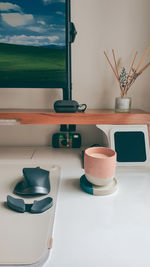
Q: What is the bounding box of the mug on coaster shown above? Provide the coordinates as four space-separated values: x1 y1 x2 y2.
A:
84 147 117 186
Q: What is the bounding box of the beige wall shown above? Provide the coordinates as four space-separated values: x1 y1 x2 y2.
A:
0 0 150 146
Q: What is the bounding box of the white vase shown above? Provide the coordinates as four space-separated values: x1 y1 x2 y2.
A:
115 96 131 113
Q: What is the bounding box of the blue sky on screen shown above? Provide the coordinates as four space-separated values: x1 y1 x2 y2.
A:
0 0 65 46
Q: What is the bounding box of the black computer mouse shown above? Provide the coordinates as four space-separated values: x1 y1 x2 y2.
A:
14 167 50 196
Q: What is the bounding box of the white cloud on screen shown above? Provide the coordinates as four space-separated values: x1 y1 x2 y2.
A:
43 0 52 3
48 35 59 42
43 0 65 4
1 13 34 26
56 11 63 15
38 20 46 25
27 26 45 33
0 2 21 11
0 34 59 46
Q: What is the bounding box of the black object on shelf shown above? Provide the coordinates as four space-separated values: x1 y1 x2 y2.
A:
53 123 81 148
60 124 76 132
54 100 87 113
52 132 81 148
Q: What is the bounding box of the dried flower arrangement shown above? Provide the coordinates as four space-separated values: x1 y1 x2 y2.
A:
104 47 150 98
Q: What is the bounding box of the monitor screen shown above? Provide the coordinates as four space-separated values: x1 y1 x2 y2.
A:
0 0 70 97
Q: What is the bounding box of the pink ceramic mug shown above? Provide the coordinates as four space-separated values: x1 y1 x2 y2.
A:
84 147 116 186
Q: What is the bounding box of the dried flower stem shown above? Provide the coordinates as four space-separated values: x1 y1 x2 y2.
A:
104 51 124 93
104 47 150 98
135 46 150 72
112 49 124 95
128 51 138 80
112 49 119 77
124 51 138 94
138 62 150 75
125 46 150 93
125 61 150 95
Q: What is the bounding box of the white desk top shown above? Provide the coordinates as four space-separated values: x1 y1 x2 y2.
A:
1 147 150 267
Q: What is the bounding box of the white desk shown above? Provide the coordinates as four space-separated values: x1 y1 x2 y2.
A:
1 147 150 267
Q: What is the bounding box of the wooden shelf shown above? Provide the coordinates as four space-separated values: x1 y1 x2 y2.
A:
0 109 150 125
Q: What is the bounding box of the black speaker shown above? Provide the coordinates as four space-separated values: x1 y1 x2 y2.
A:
54 100 87 113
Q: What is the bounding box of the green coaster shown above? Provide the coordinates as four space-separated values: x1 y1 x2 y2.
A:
80 175 118 196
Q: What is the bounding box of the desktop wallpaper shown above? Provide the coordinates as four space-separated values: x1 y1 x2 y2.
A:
0 0 66 86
